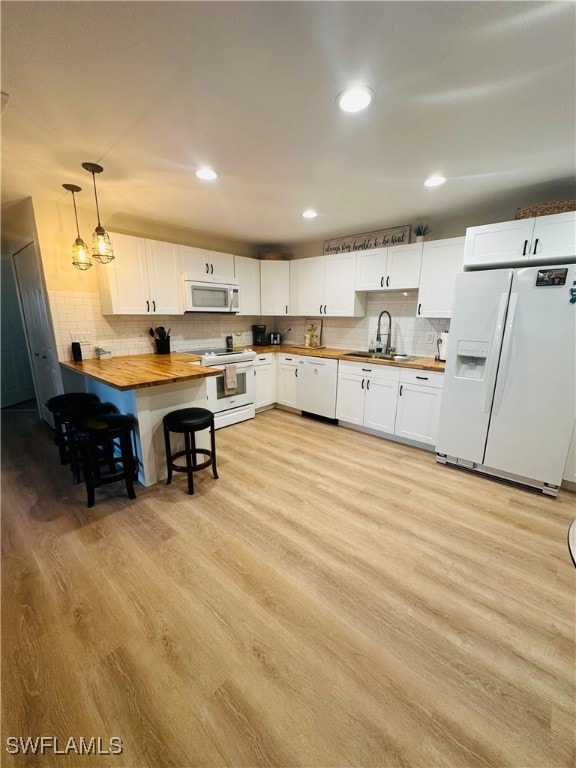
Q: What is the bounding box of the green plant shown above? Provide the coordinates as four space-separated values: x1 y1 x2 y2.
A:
414 223 431 236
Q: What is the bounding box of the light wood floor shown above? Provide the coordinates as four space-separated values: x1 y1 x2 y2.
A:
2 408 575 767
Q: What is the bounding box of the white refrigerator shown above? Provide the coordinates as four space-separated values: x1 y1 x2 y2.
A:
436 263 575 495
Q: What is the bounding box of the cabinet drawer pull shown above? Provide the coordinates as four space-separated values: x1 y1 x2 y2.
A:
285 357 292 361
361 368 372 372
416 375 428 380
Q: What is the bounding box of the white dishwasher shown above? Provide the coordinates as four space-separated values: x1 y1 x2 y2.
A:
297 356 338 419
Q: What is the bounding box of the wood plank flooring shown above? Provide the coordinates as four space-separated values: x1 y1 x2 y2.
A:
2 408 575 767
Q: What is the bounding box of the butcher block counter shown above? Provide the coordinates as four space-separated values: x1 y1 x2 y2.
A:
60 352 218 391
251 345 445 373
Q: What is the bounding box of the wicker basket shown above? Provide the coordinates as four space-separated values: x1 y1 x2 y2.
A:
259 251 288 260
514 200 576 219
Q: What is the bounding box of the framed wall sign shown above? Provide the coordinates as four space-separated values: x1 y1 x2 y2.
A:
323 225 411 255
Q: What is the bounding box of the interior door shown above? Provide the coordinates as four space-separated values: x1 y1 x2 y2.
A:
1 259 35 406
484 264 576 485
11 242 62 423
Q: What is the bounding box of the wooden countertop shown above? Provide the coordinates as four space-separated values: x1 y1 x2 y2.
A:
60 353 219 391
252 345 446 372
61 346 444 392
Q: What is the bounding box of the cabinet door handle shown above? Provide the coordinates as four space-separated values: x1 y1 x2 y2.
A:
319 304 323 314
380 276 384 288
366 379 370 390
417 303 421 315
324 304 327 314
532 238 539 255
295 368 298 377
146 300 150 312
386 276 390 287
34 352 39 357
42 355 47 359
416 375 428 381
361 378 365 389
205 262 209 273
152 300 156 312
285 305 288 314
211 264 214 274
399 384 403 396
522 240 528 256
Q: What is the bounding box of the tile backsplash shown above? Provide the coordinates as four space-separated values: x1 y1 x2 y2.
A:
49 289 448 362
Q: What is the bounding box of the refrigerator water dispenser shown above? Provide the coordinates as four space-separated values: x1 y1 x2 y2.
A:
456 340 489 380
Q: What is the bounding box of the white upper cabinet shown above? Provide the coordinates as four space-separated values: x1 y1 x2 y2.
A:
234 255 260 315
180 245 235 281
293 253 365 316
98 233 183 315
260 261 291 315
417 237 465 318
463 212 576 268
355 243 422 290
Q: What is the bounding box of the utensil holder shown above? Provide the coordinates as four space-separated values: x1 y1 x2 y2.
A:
155 338 170 355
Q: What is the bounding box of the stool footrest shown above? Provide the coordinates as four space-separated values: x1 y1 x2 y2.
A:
169 448 213 474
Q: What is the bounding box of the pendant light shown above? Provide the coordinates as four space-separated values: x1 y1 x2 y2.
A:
63 183 92 271
82 161 114 263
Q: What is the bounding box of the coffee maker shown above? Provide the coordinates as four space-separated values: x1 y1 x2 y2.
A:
252 324 267 346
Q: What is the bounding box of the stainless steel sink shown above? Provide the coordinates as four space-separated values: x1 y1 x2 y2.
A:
344 351 417 362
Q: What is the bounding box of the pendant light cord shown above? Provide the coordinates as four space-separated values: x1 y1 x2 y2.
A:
71 190 81 238
90 171 102 227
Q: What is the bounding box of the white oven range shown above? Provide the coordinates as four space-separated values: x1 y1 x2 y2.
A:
185 348 256 428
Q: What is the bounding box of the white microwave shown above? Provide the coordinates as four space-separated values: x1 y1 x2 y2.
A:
183 278 239 313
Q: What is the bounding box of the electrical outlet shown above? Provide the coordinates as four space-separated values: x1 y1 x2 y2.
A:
425 332 434 344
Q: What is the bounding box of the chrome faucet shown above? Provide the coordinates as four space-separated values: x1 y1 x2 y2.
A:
376 310 392 354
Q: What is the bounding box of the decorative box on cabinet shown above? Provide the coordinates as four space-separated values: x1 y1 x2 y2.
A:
355 242 422 291
417 237 465 318
234 255 261 315
98 233 183 315
463 212 576 269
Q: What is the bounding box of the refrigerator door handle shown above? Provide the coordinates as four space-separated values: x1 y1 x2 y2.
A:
483 292 509 413
491 292 519 416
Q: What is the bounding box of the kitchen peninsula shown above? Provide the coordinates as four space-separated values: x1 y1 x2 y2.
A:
61 353 219 486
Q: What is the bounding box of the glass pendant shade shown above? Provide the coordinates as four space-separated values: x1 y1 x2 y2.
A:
63 183 93 271
72 237 93 270
92 225 114 264
82 162 115 263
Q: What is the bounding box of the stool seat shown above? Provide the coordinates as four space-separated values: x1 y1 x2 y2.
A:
46 392 101 465
163 407 214 432
70 412 138 508
162 407 218 495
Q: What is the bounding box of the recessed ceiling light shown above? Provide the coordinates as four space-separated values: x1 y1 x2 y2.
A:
302 209 318 219
424 174 446 187
196 167 218 181
337 86 373 113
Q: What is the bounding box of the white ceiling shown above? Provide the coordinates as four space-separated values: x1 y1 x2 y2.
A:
2 1 575 248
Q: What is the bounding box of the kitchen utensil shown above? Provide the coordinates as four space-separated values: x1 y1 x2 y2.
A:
149 328 155 338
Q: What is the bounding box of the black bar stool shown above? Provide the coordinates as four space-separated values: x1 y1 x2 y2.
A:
163 407 218 495
70 412 138 508
59 401 120 483
46 392 101 464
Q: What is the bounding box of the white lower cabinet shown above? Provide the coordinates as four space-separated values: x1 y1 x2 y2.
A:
394 369 444 445
253 353 276 409
276 353 301 408
336 361 400 434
